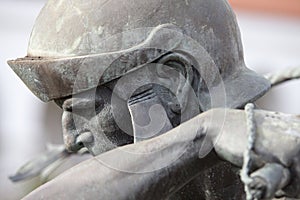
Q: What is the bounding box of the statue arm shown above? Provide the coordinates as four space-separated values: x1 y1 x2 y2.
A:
23 108 300 200
23 113 219 200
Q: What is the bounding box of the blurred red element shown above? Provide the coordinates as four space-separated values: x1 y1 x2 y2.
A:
228 0 300 18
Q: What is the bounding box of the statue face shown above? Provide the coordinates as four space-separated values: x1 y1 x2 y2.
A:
59 77 183 156
56 58 199 155
57 56 202 156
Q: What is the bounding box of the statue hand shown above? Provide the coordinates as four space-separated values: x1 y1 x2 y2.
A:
248 177 267 200
200 108 300 199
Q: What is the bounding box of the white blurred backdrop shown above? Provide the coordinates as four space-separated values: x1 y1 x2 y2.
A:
0 1 62 199
0 1 299 199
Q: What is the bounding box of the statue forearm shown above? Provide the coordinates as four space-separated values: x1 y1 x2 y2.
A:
23 113 219 200
23 107 300 199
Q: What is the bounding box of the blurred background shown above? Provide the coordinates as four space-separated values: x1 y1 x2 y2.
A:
0 0 300 199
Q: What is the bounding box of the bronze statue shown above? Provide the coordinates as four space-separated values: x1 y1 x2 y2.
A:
7 0 300 199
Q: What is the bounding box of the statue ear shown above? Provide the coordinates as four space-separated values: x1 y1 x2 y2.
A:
156 52 194 112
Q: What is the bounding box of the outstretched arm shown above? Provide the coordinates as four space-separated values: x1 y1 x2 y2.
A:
23 108 300 200
23 113 219 200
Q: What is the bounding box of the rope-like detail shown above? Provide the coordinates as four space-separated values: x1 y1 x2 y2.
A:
241 103 257 200
265 66 300 87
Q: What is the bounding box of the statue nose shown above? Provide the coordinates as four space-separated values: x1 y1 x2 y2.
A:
62 111 84 152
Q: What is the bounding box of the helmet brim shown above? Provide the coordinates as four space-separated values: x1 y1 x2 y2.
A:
207 67 271 110
7 48 169 102
8 53 270 110
8 22 270 107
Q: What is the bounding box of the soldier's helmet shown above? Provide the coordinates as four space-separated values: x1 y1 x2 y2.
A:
8 0 270 111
